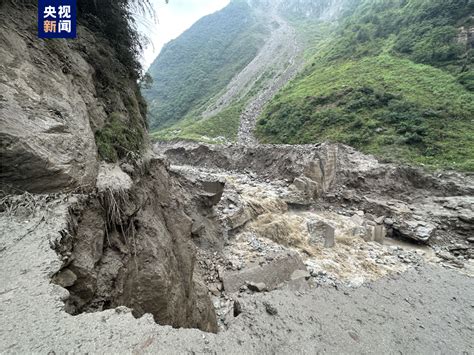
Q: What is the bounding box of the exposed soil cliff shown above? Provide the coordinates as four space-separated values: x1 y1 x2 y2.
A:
52 160 220 333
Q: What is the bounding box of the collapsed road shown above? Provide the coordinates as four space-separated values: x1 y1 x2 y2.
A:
1 141 473 353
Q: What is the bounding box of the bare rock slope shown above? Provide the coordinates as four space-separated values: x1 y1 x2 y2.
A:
0 2 146 193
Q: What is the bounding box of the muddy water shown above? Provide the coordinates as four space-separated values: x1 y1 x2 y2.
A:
166 143 474 302
170 163 443 290
383 237 437 260
245 208 426 285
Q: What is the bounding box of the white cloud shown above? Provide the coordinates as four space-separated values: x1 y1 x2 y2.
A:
137 0 230 69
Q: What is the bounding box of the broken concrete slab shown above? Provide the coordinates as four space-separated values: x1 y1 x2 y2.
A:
222 253 306 293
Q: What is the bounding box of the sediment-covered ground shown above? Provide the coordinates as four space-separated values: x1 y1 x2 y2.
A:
1 142 472 353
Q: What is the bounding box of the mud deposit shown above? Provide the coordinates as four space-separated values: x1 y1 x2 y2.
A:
1 142 473 353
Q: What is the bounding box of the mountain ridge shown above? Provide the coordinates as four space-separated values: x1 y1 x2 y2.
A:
143 0 269 129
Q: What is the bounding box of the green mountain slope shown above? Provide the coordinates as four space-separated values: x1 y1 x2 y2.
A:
143 0 268 129
257 0 474 171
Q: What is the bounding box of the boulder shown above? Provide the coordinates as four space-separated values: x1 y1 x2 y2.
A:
200 181 225 206
307 220 335 248
226 207 253 230
247 282 268 292
392 220 436 243
52 268 77 288
291 176 319 199
222 253 306 293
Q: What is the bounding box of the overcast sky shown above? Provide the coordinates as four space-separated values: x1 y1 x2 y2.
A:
138 0 230 69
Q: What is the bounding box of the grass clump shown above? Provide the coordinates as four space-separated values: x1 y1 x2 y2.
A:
95 112 145 162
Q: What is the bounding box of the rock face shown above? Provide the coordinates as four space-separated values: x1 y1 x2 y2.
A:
0 4 99 192
54 160 220 333
0 3 147 193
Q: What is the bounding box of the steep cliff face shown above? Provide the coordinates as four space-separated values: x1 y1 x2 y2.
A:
146 0 357 143
143 0 268 129
0 1 147 193
54 160 220 333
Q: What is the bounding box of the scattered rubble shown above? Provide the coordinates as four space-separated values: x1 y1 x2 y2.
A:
1 141 473 352
156 141 474 287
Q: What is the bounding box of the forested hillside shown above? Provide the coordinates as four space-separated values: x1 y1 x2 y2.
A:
257 0 474 171
143 0 268 129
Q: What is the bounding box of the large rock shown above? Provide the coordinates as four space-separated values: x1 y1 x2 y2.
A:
0 10 101 192
307 220 335 248
222 253 306 293
227 207 253 230
200 181 225 206
392 220 436 243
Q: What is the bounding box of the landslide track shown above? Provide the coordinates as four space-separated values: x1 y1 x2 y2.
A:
201 1 304 145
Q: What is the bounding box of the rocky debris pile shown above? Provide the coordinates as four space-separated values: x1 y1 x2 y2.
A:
237 25 303 146
332 189 474 265
157 141 473 300
199 1 303 146
221 253 306 293
2 138 473 349
434 243 473 269
165 151 458 329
